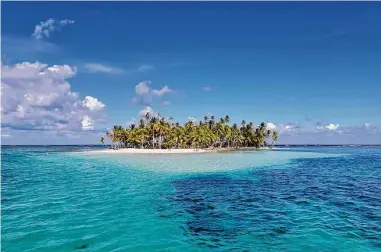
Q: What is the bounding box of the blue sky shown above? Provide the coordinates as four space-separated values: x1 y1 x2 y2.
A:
1 2 381 144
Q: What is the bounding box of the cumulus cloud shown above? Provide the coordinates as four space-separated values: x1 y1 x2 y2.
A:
135 81 151 95
82 96 105 111
1 62 76 80
203 86 212 92
264 122 299 135
266 122 277 131
32 18 75 40
81 115 94 130
188 116 198 122
133 81 173 105
152 86 172 97
83 63 124 74
325 123 339 130
1 61 106 132
240 120 380 144
139 106 156 117
315 122 340 131
277 122 301 135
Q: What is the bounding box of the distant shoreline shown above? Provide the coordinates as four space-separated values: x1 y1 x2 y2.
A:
85 147 275 154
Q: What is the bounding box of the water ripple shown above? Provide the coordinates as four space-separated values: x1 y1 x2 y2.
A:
2 146 381 251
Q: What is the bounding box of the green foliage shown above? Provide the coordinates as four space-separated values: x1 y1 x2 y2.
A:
104 115 279 149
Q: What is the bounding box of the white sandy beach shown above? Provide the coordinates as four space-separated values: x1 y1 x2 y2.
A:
86 147 274 155
87 148 213 154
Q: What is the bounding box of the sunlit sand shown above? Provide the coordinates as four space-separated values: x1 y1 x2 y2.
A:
86 147 275 155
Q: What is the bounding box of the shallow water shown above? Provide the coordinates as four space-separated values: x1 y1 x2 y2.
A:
2 146 381 251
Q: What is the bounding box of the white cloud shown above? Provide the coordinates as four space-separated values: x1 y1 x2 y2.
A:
82 96 105 111
326 123 339 130
316 122 340 131
136 65 154 72
32 18 75 40
135 81 151 95
59 19 75 26
1 62 76 80
152 86 172 97
263 122 299 135
133 81 173 105
163 101 171 106
1 61 106 132
126 117 137 126
139 106 156 117
82 63 154 75
188 116 198 122
83 63 124 74
81 115 94 130
203 86 212 92
266 122 277 130
276 122 300 135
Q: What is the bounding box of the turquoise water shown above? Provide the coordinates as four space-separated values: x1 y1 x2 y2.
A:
2 146 381 251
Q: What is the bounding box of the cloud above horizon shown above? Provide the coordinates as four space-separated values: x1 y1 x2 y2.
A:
325 123 339 131
83 63 124 74
139 106 157 117
266 121 300 135
133 81 173 105
32 18 75 40
188 116 198 122
266 121 379 144
1 61 106 133
82 63 154 75
136 65 155 72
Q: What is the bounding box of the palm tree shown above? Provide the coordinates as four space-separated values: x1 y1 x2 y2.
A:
139 119 145 128
137 127 149 148
272 132 279 148
224 124 232 147
224 115 230 124
145 112 151 122
149 117 160 149
99 136 105 145
104 115 278 150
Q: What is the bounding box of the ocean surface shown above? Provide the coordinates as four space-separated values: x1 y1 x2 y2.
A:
1 146 381 252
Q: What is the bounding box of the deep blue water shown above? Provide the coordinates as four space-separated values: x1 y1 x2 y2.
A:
1 146 381 251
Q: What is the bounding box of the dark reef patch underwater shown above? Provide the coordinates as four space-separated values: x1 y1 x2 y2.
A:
170 149 381 250
2 146 381 251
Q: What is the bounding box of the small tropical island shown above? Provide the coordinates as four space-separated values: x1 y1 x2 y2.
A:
98 113 278 154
